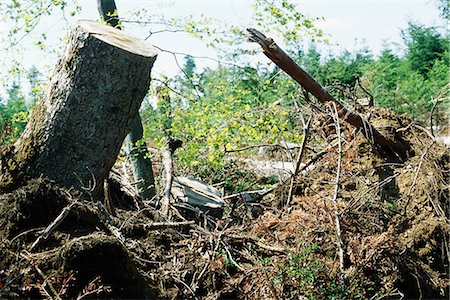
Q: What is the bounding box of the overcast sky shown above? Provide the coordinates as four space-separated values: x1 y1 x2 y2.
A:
0 0 444 97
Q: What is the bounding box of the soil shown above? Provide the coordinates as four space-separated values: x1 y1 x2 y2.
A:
0 107 448 299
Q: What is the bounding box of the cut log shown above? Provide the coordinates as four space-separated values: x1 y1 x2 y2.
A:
97 0 156 201
0 20 157 198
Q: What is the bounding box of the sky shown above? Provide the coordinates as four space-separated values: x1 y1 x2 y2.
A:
0 0 445 98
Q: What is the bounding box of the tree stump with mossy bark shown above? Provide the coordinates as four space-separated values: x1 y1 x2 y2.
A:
0 20 157 199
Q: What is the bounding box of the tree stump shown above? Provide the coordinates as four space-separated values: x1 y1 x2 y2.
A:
0 20 157 198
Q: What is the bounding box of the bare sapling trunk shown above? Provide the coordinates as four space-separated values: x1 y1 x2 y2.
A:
247 28 408 160
0 20 157 198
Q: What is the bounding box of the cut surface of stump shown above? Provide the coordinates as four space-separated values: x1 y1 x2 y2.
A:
0 20 157 198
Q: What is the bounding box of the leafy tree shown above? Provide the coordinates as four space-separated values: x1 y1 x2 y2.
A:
401 22 447 76
0 81 29 144
27 65 43 106
435 0 449 19
182 55 196 79
362 23 448 122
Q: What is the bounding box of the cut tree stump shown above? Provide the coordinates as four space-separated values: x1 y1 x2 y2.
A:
0 20 157 198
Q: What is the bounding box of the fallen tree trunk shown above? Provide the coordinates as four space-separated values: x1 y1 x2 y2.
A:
247 28 408 160
0 20 157 198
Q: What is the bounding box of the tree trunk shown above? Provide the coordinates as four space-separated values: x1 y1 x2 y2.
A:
97 0 156 201
126 115 156 200
0 20 157 198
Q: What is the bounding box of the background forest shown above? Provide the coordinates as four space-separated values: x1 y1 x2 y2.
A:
1 0 448 186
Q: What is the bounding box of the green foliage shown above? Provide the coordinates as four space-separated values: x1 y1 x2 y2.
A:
260 244 366 299
143 62 304 182
401 22 447 76
182 55 196 79
363 23 449 122
435 0 449 19
253 0 327 46
0 82 30 145
27 65 44 106
298 47 373 88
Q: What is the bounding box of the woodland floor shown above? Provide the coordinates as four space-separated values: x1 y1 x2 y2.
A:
0 107 448 299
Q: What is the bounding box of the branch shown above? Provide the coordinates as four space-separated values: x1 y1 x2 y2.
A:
224 143 301 154
152 45 246 69
286 116 311 206
30 203 75 251
331 103 345 276
160 137 183 216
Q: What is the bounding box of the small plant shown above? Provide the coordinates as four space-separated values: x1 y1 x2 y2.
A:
260 244 366 299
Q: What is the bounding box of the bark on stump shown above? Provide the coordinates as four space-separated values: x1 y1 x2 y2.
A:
0 20 157 198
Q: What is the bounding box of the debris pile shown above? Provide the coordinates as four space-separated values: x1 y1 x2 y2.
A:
0 107 448 299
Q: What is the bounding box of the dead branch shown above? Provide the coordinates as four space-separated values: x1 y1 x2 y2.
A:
331 103 345 276
35 265 60 300
224 143 301 154
103 179 116 217
402 141 435 214
160 137 183 216
287 116 311 206
355 77 374 107
247 28 408 160
143 220 195 230
227 234 287 253
429 84 449 136
30 203 75 251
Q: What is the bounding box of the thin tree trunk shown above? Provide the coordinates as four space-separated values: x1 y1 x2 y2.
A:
126 116 156 200
247 28 408 160
0 20 157 198
97 0 156 200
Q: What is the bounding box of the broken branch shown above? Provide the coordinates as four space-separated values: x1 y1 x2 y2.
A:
247 28 408 160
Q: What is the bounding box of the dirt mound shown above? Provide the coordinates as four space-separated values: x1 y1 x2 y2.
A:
0 107 448 299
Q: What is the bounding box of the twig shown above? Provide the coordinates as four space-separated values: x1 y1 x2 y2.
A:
331 103 345 276
429 84 448 136
342 173 400 214
286 116 311 207
223 189 271 201
11 227 45 243
221 242 244 271
95 201 125 245
35 265 60 300
151 45 246 69
172 276 198 300
144 220 195 230
227 234 288 253
30 203 75 251
242 140 339 201
356 77 374 106
412 124 437 142
255 241 285 253
403 141 435 214
76 276 112 300
224 143 301 154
